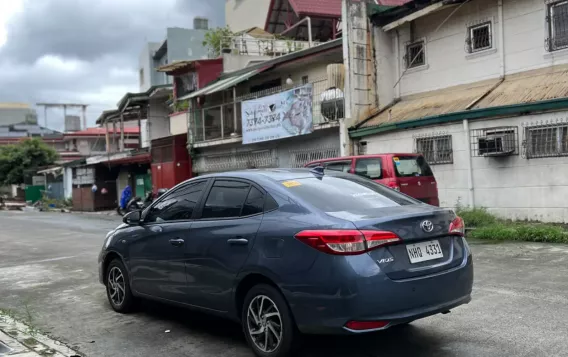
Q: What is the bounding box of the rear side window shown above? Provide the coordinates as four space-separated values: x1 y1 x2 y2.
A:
202 180 250 219
393 155 433 177
324 160 351 173
354 158 382 180
282 175 416 215
241 186 264 216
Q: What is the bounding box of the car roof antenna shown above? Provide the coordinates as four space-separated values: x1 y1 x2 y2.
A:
309 165 325 179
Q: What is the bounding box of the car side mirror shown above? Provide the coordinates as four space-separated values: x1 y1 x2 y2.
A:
123 210 142 225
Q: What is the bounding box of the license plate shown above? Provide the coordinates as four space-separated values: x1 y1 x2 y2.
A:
406 240 443 264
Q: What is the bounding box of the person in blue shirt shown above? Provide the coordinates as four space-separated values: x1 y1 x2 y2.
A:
120 185 132 209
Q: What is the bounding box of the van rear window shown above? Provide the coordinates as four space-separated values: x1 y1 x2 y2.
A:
393 156 433 177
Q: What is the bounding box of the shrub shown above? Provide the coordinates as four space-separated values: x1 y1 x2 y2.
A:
456 207 496 228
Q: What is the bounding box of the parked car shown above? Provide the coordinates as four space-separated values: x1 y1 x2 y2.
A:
99 169 472 357
305 153 440 206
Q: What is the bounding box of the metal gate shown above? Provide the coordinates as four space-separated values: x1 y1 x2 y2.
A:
193 149 278 174
289 146 340 168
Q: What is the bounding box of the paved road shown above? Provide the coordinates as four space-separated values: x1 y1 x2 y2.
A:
0 211 567 357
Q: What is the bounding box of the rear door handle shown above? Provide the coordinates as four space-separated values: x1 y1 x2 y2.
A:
169 238 185 247
227 238 249 245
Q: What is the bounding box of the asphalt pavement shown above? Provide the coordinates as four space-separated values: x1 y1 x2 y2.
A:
0 211 567 357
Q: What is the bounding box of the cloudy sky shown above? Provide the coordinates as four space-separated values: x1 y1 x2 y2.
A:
0 0 224 131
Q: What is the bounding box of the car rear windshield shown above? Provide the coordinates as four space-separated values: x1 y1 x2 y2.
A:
393 155 433 177
282 175 417 215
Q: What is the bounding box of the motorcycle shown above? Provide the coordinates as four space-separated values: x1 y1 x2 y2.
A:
116 188 168 216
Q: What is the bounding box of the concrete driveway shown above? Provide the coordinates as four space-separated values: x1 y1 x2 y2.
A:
0 211 566 357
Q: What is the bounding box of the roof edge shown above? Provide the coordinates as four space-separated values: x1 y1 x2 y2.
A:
349 97 568 138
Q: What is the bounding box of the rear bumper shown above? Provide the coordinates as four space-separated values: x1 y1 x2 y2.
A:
286 250 473 335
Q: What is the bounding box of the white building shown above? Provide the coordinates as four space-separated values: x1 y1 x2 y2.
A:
345 0 568 223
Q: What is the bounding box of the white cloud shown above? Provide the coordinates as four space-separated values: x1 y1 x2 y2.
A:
0 0 23 47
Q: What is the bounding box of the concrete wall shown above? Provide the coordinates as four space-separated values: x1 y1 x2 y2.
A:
170 112 188 136
222 53 272 73
139 42 161 92
148 100 170 141
386 0 568 98
225 0 270 32
362 111 568 223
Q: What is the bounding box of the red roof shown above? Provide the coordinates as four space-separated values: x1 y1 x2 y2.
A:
288 0 410 17
65 127 140 137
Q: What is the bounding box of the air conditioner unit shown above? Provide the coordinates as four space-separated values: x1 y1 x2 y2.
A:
478 132 516 156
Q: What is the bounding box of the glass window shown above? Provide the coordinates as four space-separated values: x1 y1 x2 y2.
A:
281 175 416 216
393 156 433 177
324 161 351 173
202 180 250 219
549 1 568 51
241 186 264 216
145 181 206 223
354 158 382 180
406 41 425 68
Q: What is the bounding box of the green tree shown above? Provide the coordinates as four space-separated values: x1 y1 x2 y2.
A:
0 139 59 185
202 26 235 58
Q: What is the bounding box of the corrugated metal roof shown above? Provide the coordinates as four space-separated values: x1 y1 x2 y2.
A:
474 65 568 109
359 79 500 128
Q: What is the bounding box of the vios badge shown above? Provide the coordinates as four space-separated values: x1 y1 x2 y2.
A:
420 220 434 233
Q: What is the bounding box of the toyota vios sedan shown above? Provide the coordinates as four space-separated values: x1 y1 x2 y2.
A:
99 168 473 357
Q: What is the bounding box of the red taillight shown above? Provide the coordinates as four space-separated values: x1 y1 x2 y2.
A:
345 320 389 331
294 230 400 255
449 216 465 236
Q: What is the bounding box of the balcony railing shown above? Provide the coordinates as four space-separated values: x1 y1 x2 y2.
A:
189 78 344 145
221 36 316 58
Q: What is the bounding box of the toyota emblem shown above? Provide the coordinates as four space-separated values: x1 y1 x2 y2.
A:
420 220 434 233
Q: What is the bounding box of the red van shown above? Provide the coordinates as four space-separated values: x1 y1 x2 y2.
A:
305 153 439 206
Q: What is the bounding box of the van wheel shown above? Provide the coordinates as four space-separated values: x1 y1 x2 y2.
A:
105 259 135 313
242 284 299 357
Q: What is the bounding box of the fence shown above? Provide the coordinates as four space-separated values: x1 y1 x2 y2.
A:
221 36 315 58
188 78 344 144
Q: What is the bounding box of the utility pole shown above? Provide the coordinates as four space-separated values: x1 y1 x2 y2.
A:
36 103 89 131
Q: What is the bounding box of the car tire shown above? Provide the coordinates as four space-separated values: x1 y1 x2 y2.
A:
105 259 136 313
242 284 299 357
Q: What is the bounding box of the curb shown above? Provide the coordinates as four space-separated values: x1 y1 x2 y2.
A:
0 315 81 357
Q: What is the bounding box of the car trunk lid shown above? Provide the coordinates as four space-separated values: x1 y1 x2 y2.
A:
350 206 465 280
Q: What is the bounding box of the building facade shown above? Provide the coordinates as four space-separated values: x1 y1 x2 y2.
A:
347 0 568 223
0 103 38 126
138 19 215 92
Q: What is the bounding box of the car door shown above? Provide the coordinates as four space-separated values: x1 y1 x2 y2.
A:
184 179 264 311
128 180 208 302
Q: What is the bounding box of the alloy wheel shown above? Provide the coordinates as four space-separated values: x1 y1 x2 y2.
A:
246 295 283 353
107 266 126 307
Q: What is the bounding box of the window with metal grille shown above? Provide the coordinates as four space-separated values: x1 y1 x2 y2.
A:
405 41 425 68
547 1 568 52
526 124 568 158
415 135 453 164
467 22 492 53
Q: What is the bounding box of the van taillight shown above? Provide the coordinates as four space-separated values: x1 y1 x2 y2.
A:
294 230 401 255
386 181 400 191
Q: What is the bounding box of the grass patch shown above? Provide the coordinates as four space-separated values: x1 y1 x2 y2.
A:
456 207 496 227
457 206 568 244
